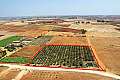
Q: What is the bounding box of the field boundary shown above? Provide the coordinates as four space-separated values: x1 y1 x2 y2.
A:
86 37 106 71
31 43 104 71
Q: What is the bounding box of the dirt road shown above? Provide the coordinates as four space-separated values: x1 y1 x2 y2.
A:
0 64 120 79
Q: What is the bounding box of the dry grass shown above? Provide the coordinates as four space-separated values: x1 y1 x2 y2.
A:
48 36 88 45
89 37 120 75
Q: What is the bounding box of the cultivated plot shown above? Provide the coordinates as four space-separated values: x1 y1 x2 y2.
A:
32 45 98 69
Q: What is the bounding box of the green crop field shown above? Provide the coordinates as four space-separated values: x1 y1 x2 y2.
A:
0 57 30 63
32 45 98 68
0 36 22 47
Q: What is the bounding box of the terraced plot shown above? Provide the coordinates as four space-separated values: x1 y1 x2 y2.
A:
32 45 98 68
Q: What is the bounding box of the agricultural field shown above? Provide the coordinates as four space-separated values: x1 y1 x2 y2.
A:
29 36 53 46
21 71 113 80
0 36 22 47
48 36 88 45
52 27 81 33
46 31 74 36
10 45 40 58
32 45 98 68
0 57 30 63
89 37 120 75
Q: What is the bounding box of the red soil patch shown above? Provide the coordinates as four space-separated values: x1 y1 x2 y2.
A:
52 27 81 33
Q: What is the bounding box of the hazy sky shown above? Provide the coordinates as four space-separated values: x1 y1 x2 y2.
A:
0 0 120 17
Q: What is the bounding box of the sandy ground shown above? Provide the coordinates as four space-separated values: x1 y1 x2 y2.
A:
0 68 21 80
14 69 29 80
89 37 120 75
4 21 28 26
0 66 9 73
69 24 120 37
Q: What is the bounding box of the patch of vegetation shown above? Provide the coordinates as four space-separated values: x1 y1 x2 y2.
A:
0 57 29 63
80 29 87 34
0 36 22 47
0 51 7 58
33 45 97 68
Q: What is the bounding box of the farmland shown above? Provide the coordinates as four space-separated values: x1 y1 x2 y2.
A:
48 36 88 45
0 16 120 79
89 37 120 75
9 46 40 58
0 57 30 63
21 71 113 80
52 27 81 33
0 36 22 47
29 36 53 46
32 45 98 68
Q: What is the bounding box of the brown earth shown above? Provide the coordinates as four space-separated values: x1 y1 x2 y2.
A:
0 66 9 73
0 68 21 80
52 27 81 33
0 35 4 37
21 71 113 80
0 24 54 38
10 46 41 58
89 37 120 75
48 36 88 45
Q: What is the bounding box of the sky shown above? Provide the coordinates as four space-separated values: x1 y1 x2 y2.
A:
0 0 120 17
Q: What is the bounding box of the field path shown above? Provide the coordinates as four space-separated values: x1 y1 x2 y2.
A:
13 70 29 80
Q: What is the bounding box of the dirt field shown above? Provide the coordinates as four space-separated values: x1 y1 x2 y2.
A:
48 36 88 45
46 31 74 36
10 46 40 58
0 68 21 80
52 27 81 33
0 66 9 73
0 24 54 38
89 37 120 75
21 71 113 80
17 30 48 38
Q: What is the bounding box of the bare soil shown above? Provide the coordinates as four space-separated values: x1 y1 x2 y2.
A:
49 36 88 45
0 66 9 73
89 37 120 75
10 46 40 58
21 71 113 80
0 68 21 80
